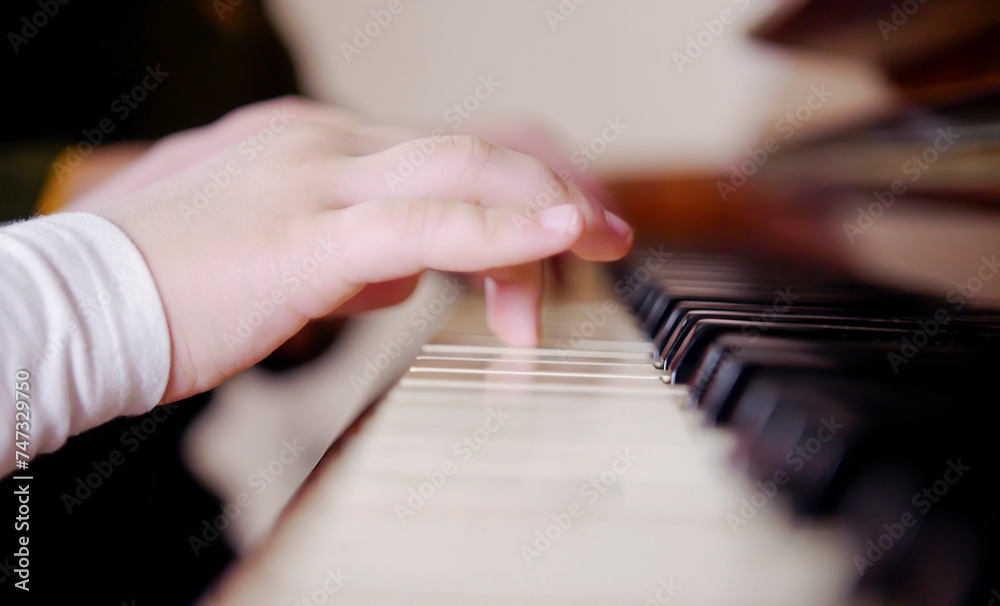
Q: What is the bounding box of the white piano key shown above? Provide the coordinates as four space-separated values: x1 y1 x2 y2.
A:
421 342 653 360
415 354 652 367
428 333 654 353
204 263 857 606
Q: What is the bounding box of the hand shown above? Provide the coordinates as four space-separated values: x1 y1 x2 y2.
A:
457 119 612 205
95 97 633 403
66 101 615 311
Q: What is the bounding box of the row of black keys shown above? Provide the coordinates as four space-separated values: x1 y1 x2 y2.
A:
613 252 1000 606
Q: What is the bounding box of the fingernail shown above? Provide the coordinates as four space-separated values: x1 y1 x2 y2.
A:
538 205 581 235
604 209 634 243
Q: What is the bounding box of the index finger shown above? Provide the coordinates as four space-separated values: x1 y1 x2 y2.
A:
336 135 634 261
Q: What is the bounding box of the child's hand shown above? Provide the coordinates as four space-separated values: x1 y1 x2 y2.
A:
94 98 633 403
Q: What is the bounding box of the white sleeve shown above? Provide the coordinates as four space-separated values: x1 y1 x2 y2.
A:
0 212 171 476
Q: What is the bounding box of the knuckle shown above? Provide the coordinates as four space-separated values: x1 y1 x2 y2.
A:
242 95 308 119
269 122 329 155
217 103 268 129
271 94 311 112
272 121 313 144
391 137 430 161
147 128 196 153
400 199 450 243
216 96 304 133
540 165 570 200
439 135 496 176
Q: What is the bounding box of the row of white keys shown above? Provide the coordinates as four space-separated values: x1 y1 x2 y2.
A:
206 269 861 606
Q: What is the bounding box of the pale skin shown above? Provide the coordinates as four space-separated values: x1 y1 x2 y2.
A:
64 97 634 404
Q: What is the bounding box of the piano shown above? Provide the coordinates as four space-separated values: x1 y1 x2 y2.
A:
198 1 1000 604
200 249 1000 605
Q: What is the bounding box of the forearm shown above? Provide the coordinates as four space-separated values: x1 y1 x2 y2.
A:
0 213 170 477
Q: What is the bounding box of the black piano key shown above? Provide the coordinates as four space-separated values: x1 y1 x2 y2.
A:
667 315 1000 384
731 360 999 515
692 336 834 422
692 336 997 422
650 291 954 359
843 462 1000 605
612 249 1000 605
667 320 913 383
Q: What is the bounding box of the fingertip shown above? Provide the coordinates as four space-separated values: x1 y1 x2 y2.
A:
559 184 633 261
603 209 634 245
492 322 541 348
484 276 542 348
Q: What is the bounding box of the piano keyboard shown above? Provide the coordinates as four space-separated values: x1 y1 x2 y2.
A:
616 252 1000 605
206 254 999 606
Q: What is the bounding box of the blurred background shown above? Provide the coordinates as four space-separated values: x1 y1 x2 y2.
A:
2 0 998 603
265 0 998 304
269 0 885 170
